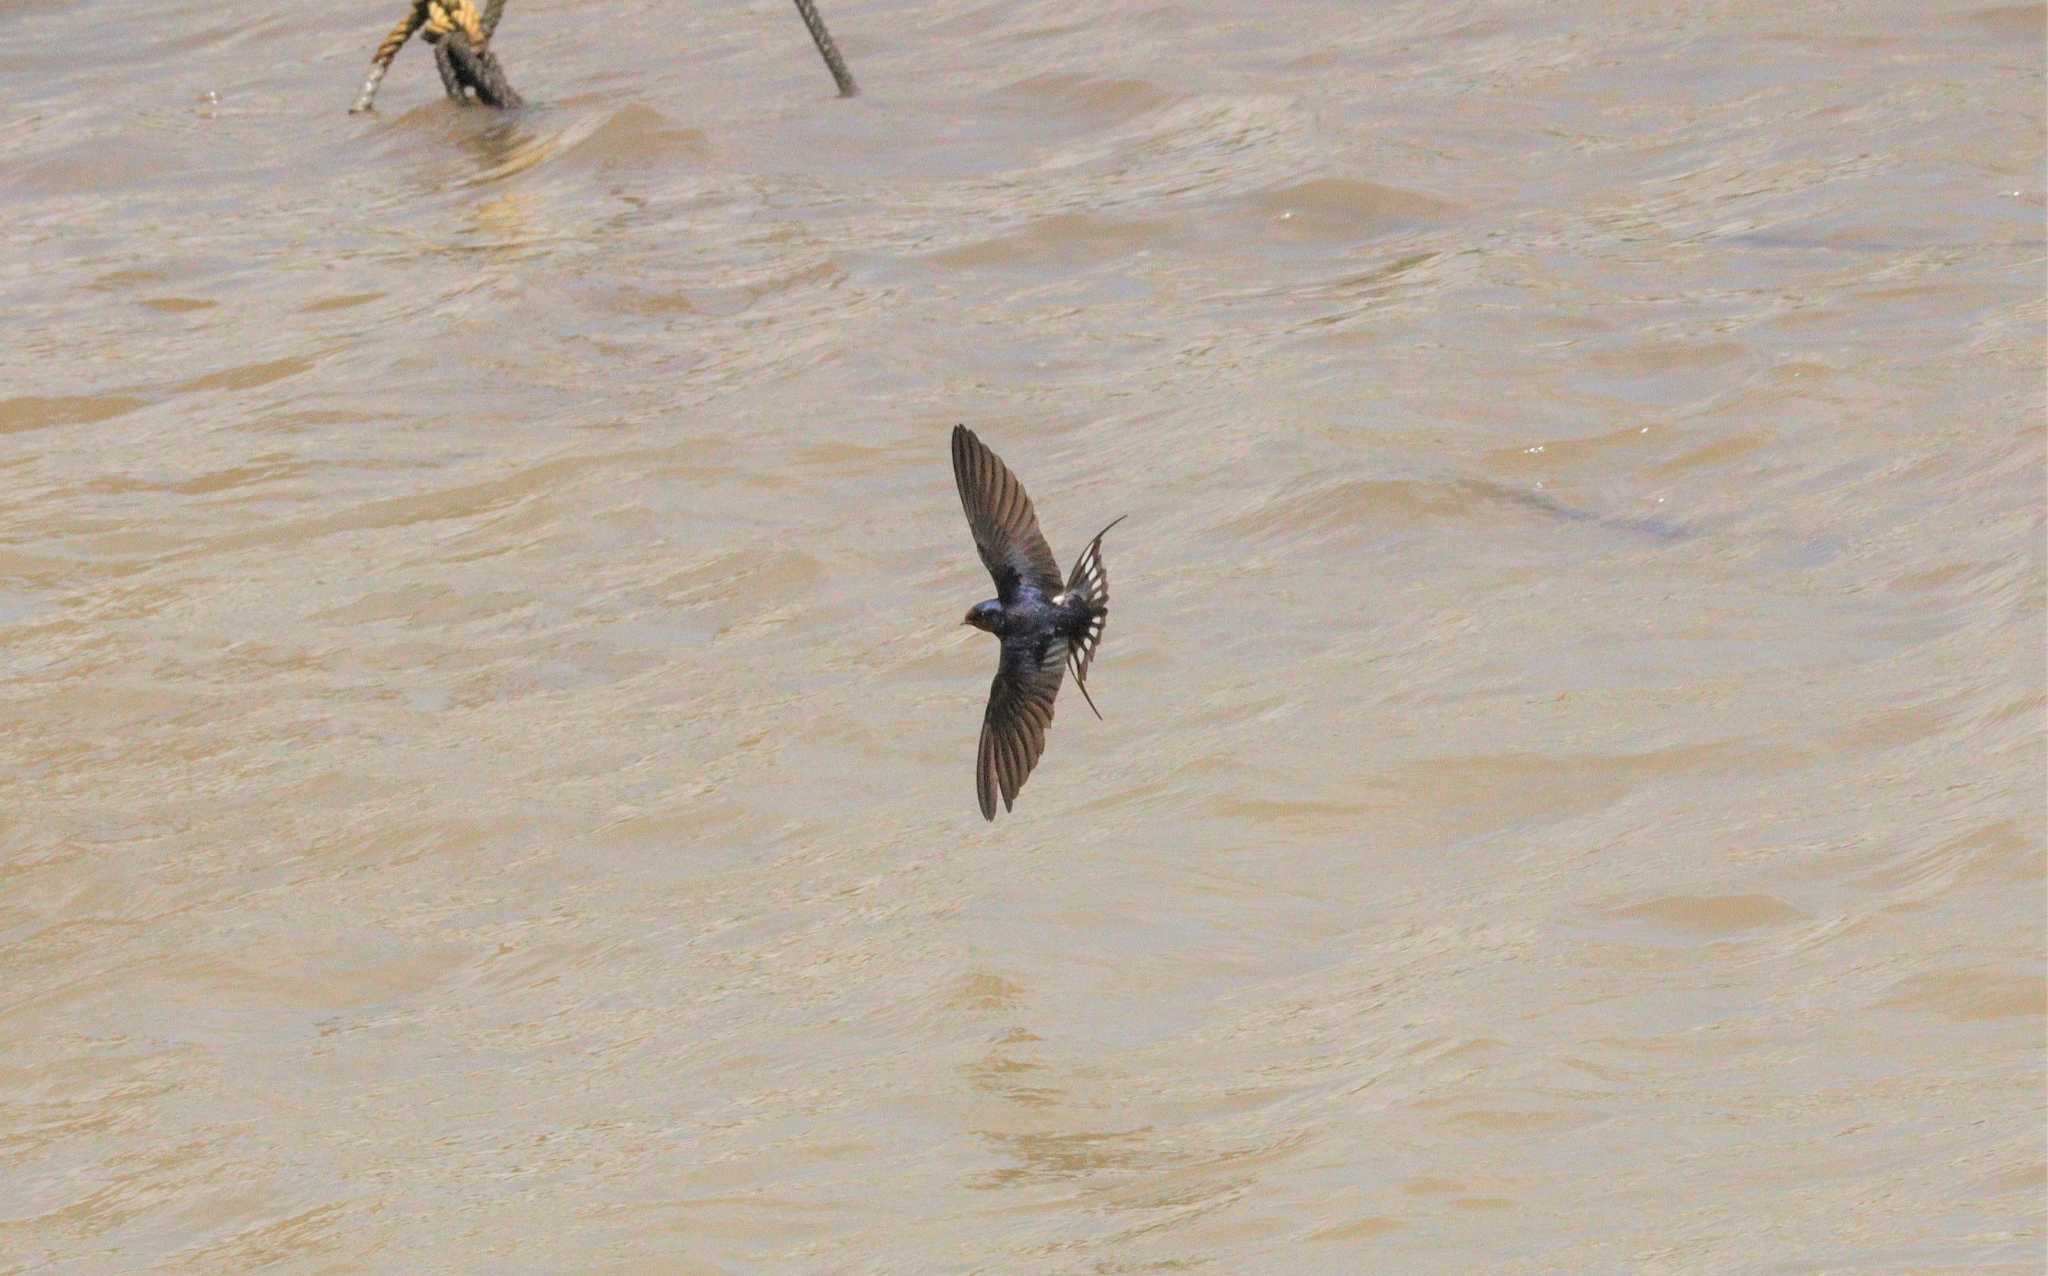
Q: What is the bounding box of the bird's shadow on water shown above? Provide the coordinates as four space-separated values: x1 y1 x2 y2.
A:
947 973 1177 1199
1453 478 1698 544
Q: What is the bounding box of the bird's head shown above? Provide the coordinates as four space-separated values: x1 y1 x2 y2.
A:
963 600 1003 634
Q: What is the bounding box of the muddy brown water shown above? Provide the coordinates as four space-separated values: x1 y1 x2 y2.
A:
2 1 2043 1271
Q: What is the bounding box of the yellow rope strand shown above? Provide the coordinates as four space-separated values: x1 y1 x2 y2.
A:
422 0 488 48
349 3 427 113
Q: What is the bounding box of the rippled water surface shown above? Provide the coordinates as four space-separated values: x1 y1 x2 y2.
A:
3 1 2043 1270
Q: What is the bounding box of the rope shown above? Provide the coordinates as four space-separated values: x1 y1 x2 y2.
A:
424 0 522 109
792 0 857 97
433 0 517 105
433 28 466 100
349 0 856 113
349 0 521 114
349 5 423 113
437 29 523 109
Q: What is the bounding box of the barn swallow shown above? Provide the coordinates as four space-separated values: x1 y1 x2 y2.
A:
952 424 1125 821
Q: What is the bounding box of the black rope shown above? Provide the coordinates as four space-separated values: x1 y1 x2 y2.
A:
792 0 857 97
438 30 523 109
433 36 466 100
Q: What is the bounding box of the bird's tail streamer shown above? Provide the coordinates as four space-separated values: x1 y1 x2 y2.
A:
1063 514 1126 717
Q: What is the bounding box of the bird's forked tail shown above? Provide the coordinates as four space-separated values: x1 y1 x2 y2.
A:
1062 515 1126 719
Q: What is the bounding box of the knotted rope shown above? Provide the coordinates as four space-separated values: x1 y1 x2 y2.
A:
432 0 517 108
349 0 519 114
348 0 854 113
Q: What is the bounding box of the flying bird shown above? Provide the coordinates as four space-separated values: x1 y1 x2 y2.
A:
951 424 1125 820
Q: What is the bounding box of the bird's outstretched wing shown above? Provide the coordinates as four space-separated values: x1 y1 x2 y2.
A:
953 424 1062 605
977 633 1068 820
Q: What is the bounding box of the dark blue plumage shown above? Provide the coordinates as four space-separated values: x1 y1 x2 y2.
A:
951 425 1124 820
